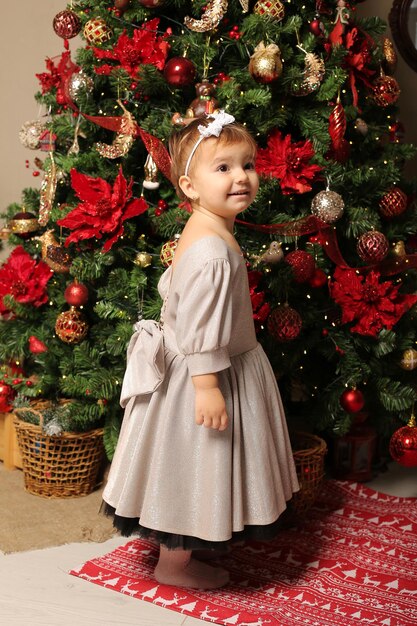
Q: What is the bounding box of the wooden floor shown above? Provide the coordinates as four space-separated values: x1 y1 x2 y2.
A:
1 462 416 626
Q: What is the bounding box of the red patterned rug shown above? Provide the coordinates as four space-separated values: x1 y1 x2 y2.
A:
70 480 417 625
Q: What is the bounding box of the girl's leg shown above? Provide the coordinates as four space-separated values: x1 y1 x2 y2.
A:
154 544 229 589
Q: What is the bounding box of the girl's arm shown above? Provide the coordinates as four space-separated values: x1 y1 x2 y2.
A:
192 373 228 431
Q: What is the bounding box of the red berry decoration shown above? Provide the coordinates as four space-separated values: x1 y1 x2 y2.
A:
267 304 302 342
372 74 401 107
340 388 365 413
389 414 417 467
285 250 316 283
379 187 408 219
64 281 89 307
53 10 81 39
163 57 196 87
356 231 389 263
0 382 15 412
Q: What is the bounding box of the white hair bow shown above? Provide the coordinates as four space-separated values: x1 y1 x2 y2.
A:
184 110 236 176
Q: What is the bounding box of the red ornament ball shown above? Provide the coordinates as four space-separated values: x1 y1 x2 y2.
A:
309 268 328 288
64 281 89 307
340 388 365 413
379 187 408 219
389 418 417 467
309 17 324 36
163 57 196 88
53 10 81 39
267 304 302 342
285 250 316 283
372 75 400 107
139 0 165 6
0 382 15 412
357 230 389 263
114 0 131 9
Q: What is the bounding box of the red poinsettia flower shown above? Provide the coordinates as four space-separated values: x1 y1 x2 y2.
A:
36 51 78 94
93 19 169 79
0 247 52 315
329 267 417 337
256 130 322 195
57 168 148 252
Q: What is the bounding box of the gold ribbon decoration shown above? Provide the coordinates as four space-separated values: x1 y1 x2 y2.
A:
95 100 136 159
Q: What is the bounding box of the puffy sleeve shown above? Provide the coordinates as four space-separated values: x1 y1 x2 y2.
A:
176 258 233 377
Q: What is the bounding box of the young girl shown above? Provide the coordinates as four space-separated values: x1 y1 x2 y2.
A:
102 111 299 590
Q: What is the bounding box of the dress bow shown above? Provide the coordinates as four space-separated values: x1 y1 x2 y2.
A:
120 319 165 407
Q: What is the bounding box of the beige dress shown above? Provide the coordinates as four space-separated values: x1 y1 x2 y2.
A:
102 236 299 548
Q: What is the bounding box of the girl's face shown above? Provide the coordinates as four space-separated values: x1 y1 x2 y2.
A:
181 138 259 219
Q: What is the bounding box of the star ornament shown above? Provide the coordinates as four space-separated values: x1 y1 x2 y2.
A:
57 168 148 252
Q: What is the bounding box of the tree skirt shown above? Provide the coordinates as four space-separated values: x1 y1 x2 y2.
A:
70 480 417 626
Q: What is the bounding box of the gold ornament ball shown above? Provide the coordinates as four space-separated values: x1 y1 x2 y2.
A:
400 349 417 371
134 252 153 268
9 209 39 239
160 234 180 267
249 42 282 84
311 190 344 224
83 18 113 45
253 0 285 21
55 307 88 344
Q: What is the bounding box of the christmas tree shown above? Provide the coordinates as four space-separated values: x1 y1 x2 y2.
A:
1 0 417 466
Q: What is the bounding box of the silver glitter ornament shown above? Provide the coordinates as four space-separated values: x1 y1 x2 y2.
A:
19 120 47 150
67 71 94 103
311 189 344 224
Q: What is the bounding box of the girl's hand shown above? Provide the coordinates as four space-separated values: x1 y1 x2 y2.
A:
194 387 228 431
192 373 228 431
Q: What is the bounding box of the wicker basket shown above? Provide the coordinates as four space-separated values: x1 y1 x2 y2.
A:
289 431 327 516
13 401 104 498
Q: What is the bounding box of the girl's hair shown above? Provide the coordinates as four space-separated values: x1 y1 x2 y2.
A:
168 117 257 200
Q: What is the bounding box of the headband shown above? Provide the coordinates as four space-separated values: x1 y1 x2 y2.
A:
184 110 235 177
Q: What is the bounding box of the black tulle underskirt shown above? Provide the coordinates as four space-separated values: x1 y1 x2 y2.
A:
100 501 289 551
